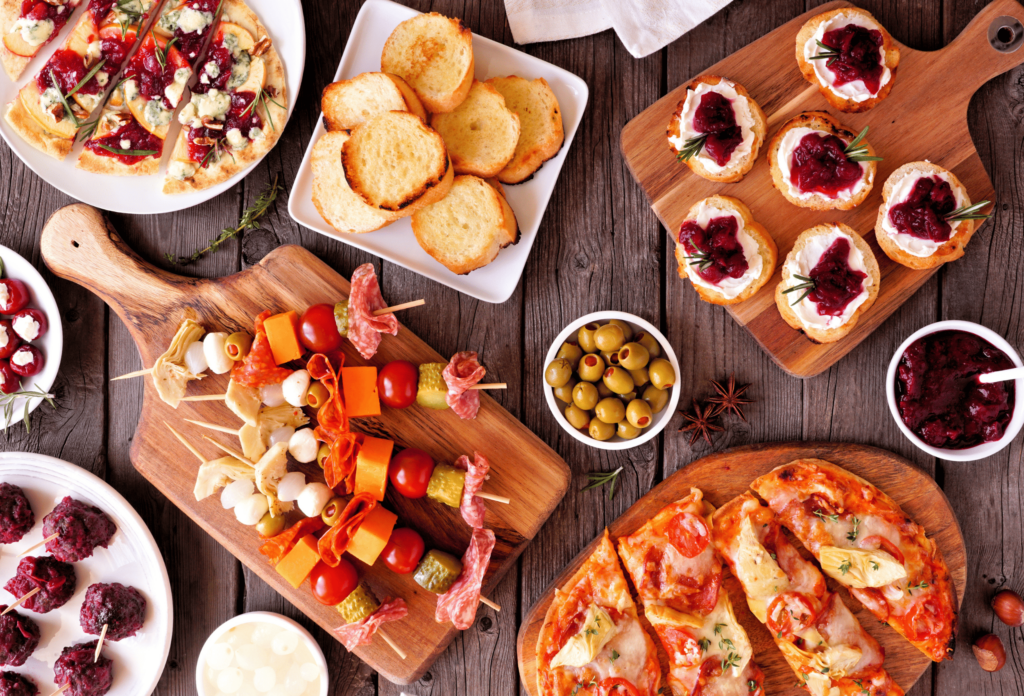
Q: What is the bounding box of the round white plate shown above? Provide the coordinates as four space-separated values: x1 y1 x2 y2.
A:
0 0 305 214
0 245 63 431
0 453 172 696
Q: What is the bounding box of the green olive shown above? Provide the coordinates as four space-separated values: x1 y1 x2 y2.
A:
545 358 573 388
596 381 613 398
648 358 676 390
321 497 347 526
634 332 661 358
306 382 330 409
608 319 634 342
601 350 621 367
594 324 625 352
626 399 654 429
617 342 650 371
225 332 253 361
555 342 583 369
618 391 636 404
594 397 626 424
564 403 591 430
577 354 605 382
572 382 599 411
553 376 577 404
317 443 331 469
642 385 669 414
629 367 650 388
256 512 286 538
617 421 641 440
588 417 616 441
602 366 634 395
577 323 600 353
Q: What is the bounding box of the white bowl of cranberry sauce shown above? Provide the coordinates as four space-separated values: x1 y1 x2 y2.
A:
886 320 1023 461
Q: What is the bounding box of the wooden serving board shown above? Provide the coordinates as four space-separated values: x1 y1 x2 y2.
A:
516 442 966 696
621 0 1024 377
39 204 571 685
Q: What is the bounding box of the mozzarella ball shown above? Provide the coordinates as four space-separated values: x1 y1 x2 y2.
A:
277 471 306 502
269 426 294 447
204 332 233 374
235 494 269 525
220 478 255 509
185 340 209 375
297 483 333 517
288 428 318 463
260 382 286 407
282 369 311 407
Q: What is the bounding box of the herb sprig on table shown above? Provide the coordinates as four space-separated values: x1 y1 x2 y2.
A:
1 384 57 435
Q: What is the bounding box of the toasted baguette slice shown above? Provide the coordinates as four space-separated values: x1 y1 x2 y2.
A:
768 111 877 211
875 161 979 270
667 75 767 183
674 195 777 305
381 12 473 114
411 174 518 275
311 131 399 234
321 72 427 131
775 222 880 344
430 80 520 178
796 8 900 113
486 76 563 184
342 110 453 213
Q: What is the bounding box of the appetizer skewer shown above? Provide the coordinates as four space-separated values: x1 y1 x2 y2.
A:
1 586 39 614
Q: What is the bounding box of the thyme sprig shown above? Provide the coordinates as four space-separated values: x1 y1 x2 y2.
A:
945 200 992 223
676 133 707 162
0 384 57 435
808 40 840 66
844 126 883 163
782 274 816 305
583 466 623 501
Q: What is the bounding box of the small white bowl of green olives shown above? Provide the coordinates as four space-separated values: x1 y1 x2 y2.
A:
543 311 681 450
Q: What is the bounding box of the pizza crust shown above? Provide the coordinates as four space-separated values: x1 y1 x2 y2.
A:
4 97 74 160
0 0 31 81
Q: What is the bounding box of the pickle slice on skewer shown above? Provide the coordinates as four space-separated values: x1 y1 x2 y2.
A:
337 582 380 624
426 463 465 508
416 363 449 410
413 550 463 594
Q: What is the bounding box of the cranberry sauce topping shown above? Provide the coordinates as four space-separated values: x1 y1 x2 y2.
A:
80 583 146 641
53 641 113 696
888 176 957 242
42 497 116 563
124 38 175 105
0 608 39 667
35 49 89 96
3 556 76 613
896 330 1016 449
804 237 866 316
97 33 133 75
84 118 162 164
175 0 220 64
789 132 863 198
0 671 37 696
0 484 33 545
820 24 885 94
691 91 742 167
186 91 262 165
195 40 233 94
18 0 68 43
678 215 748 285
87 0 116 19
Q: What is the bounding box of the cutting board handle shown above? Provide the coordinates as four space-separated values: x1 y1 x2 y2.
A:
948 0 1024 87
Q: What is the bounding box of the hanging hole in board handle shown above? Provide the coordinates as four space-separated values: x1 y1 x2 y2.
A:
71 241 79 248
989 16 1023 53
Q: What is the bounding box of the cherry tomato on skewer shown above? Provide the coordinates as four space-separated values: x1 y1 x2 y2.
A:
377 360 418 409
388 448 435 499
299 303 343 353
309 558 359 606
382 528 425 574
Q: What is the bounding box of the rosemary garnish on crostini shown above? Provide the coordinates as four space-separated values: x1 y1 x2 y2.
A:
676 133 708 162
782 274 816 305
843 126 883 163
945 200 992 223
685 249 714 271
808 39 840 66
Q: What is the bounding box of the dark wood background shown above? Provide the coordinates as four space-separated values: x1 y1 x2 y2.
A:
1 0 1021 693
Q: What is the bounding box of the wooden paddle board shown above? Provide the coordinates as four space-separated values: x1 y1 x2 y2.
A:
516 442 966 695
39 204 571 685
621 0 1024 377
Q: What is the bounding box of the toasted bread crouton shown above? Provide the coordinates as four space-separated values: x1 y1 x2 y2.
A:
768 111 877 211
411 175 519 275
381 12 474 114
775 222 880 344
486 76 563 184
343 110 453 214
875 161 980 270
666 75 767 183
311 131 399 234
674 195 777 305
430 80 520 178
796 8 899 113
321 72 427 131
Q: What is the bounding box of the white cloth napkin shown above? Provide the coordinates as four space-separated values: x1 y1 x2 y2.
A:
504 0 734 58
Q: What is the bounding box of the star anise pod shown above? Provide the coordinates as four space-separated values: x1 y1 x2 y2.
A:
679 399 723 446
707 374 753 422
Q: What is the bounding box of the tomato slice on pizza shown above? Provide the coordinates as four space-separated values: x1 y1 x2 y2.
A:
536 530 662 696
617 489 765 696
712 493 903 696
1 0 81 80
750 459 957 663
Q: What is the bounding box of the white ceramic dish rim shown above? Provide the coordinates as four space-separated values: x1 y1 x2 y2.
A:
885 319 1024 462
194 611 329 696
543 311 681 451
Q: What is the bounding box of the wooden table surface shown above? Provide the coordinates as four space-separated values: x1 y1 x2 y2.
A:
0 0 1021 694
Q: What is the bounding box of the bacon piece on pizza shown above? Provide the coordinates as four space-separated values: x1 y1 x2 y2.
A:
713 493 903 696
617 489 765 696
536 530 662 696
1 0 81 80
750 459 957 663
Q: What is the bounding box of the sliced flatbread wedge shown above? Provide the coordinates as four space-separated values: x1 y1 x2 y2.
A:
311 131 399 234
486 76 563 184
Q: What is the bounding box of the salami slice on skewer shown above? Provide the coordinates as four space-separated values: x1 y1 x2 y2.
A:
233 311 292 389
334 597 408 650
455 452 490 529
435 527 496 630
348 264 399 360
443 352 486 420
308 354 360 492
258 517 325 565
318 494 378 567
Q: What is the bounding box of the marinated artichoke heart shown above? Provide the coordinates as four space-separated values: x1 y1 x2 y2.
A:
337 582 379 624
425 463 466 508
152 318 205 408
225 379 261 427
416 362 449 410
643 604 702 629
240 404 309 461
735 516 788 621
254 442 291 517
549 605 615 669
698 593 752 675
778 640 863 685
819 545 907 588
194 455 254 500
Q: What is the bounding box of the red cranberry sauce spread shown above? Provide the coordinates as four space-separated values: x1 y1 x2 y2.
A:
36 49 92 96
896 330 1015 449
678 215 748 285
18 0 70 47
691 91 742 167
805 237 866 316
175 0 219 64
87 0 116 18
186 91 262 165
820 23 885 94
888 176 957 242
789 132 864 198
84 117 161 163
197 39 235 93
123 37 176 106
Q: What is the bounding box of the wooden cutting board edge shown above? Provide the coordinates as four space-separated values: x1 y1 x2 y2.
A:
515 441 967 696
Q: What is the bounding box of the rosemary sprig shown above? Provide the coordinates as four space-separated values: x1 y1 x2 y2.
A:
782 274 816 305
583 466 623 501
685 249 713 271
97 144 159 157
67 59 106 99
76 116 101 143
676 133 707 162
0 384 57 435
116 0 143 38
945 200 992 223
843 126 883 163
49 71 80 127
240 88 284 132
165 175 282 265
808 40 840 65
152 32 177 71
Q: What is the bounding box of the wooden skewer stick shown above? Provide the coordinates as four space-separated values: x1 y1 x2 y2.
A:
179 394 228 402
480 596 501 612
2 587 40 614
47 684 69 696
468 383 506 390
110 367 152 381
94 623 108 662
377 628 407 660
203 436 250 463
372 299 425 317
184 419 242 436
165 422 208 464
476 491 511 505
19 532 59 556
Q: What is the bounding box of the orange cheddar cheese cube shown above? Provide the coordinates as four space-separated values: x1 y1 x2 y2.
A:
347 506 397 566
264 311 303 365
341 366 381 417
354 436 394 501
275 534 320 588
